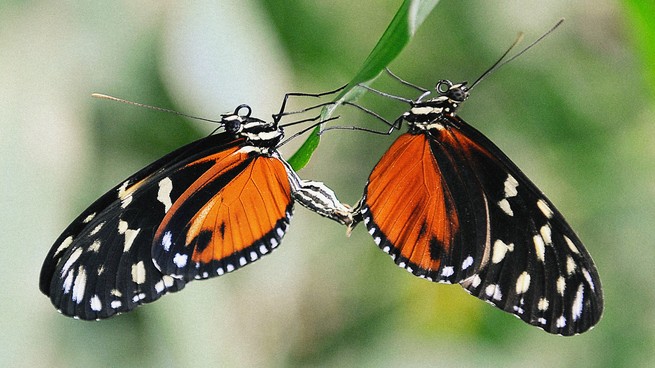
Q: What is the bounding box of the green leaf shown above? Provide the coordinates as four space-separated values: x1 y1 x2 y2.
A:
287 0 440 171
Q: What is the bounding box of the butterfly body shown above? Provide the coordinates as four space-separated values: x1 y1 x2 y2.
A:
356 80 603 335
40 104 351 320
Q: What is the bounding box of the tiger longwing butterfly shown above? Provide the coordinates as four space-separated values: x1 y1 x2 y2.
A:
350 23 603 335
40 92 352 320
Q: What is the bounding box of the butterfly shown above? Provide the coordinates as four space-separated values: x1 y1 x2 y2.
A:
40 96 352 320
349 48 603 335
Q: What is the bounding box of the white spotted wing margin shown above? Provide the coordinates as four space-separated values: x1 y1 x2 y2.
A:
40 132 245 320
355 112 602 336
433 115 603 336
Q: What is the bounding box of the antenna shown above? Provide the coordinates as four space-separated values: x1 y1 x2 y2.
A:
91 93 223 124
468 18 565 91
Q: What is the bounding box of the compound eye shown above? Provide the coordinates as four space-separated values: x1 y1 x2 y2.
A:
224 119 241 134
449 88 466 102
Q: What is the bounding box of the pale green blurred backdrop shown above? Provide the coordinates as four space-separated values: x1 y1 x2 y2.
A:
1 1 653 367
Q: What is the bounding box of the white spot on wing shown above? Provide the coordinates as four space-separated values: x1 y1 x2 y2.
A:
540 225 553 245
485 284 502 301
582 268 595 291
110 300 122 309
89 222 105 236
461 256 473 270
566 256 577 275
556 315 567 328
564 235 579 254
538 297 549 311
131 261 146 284
441 266 454 277
83 213 96 223
90 295 102 311
471 275 482 288
173 253 188 268
504 175 519 197
239 257 247 266
572 284 584 321
163 275 175 288
117 180 130 198
533 235 546 262
88 240 101 253
157 177 174 213
62 270 74 294
497 199 514 216
121 195 133 208
118 220 128 234
61 248 83 276
557 276 566 295
162 232 172 252
492 239 514 264
515 271 531 294
72 266 87 304
54 236 74 257
537 199 554 219
118 221 140 253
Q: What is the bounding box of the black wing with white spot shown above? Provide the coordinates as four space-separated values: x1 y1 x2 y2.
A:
429 114 603 335
40 133 245 320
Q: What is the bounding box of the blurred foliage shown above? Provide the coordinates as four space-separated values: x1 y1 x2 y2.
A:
3 0 655 367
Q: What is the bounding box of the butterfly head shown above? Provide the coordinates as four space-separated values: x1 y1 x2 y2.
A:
436 80 469 104
221 104 283 150
404 80 470 129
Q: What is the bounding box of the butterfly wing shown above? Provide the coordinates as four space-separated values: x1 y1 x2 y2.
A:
151 150 292 280
40 132 293 320
361 118 602 335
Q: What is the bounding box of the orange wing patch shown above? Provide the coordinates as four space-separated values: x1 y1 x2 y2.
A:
155 147 292 267
366 133 459 272
189 156 291 263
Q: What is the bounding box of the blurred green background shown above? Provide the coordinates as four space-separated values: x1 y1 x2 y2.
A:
1 0 653 367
